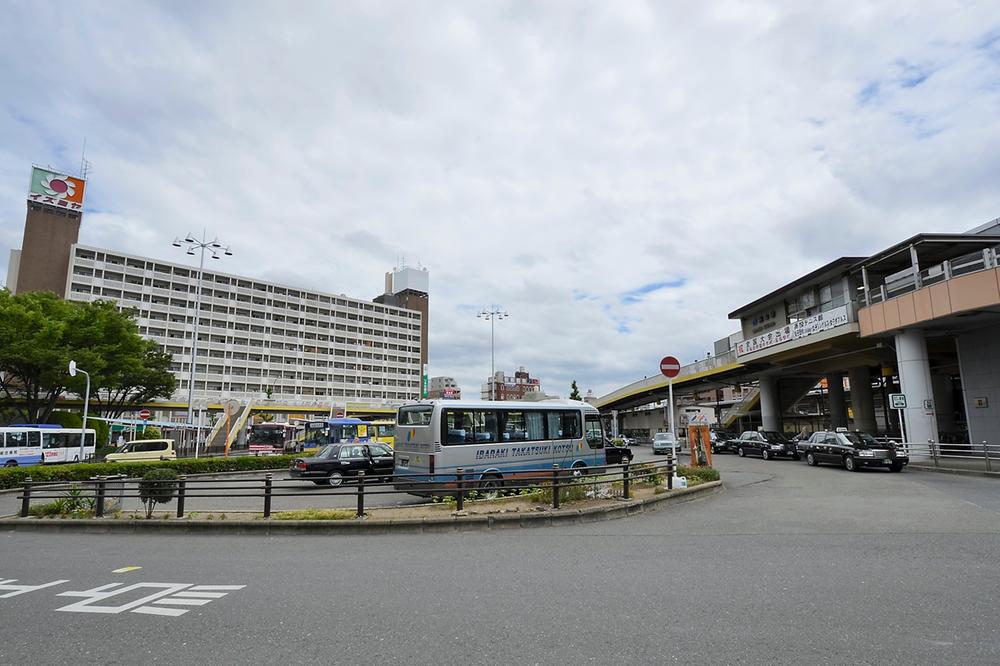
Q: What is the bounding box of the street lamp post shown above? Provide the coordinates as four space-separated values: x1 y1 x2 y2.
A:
477 306 509 401
68 360 90 462
173 231 232 453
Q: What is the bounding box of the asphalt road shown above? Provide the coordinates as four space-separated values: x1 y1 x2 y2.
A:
2 452 999 665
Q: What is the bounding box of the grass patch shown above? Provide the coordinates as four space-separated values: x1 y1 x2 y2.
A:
273 508 355 521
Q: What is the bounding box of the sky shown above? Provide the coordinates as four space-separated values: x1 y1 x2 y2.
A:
1 1 999 399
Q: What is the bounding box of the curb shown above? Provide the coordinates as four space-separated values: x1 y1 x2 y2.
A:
907 464 1000 480
0 481 722 535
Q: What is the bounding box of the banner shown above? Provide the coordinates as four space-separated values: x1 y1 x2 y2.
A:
27 166 86 210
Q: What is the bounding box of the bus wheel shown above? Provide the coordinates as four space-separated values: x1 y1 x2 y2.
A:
3 460 17 467
571 463 586 478
479 476 502 500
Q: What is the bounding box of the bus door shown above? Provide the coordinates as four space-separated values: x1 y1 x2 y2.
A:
584 413 606 465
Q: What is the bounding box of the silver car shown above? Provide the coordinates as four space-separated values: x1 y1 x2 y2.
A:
651 432 678 455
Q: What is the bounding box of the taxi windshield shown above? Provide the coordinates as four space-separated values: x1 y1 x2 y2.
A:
844 433 880 447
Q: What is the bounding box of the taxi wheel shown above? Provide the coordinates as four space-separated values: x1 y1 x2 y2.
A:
889 462 904 473
805 452 818 466
328 472 344 487
737 447 745 458
844 455 858 472
761 449 771 461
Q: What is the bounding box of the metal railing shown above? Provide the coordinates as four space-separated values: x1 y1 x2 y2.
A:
15 458 683 520
866 245 999 305
885 439 997 472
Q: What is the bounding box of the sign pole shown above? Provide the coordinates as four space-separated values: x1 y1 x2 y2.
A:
659 355 681 462
668 377 675 461
897 408 907 445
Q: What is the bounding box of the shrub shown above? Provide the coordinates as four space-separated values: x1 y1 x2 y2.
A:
629 462 665 486
0 454 301 490
677 465 720 486
138 468 178 518
27 483 95 518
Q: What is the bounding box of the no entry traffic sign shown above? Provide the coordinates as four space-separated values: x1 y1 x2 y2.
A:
660 356 681 378
138 409 151 421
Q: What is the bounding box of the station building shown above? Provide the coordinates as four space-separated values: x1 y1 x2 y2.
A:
5 166 429 415
598 219 1000 449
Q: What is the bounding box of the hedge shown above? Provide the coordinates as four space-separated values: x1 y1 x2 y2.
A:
0 455 300 490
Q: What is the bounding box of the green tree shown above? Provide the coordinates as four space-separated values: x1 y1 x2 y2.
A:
0 290 79 423
139 468 178 518
569 380 582 401
137 425 163 440
0 291 176 423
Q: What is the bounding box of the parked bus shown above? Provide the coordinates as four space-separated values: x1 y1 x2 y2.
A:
248 422 299 452
296 418 374 452
393 399 606 496
0 425 96 466
371 419 396 447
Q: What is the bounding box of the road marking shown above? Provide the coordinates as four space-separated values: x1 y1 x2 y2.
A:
0 579 69 599
55 582 245 616
112 566 142 574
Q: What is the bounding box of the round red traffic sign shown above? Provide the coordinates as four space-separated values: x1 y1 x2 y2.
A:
659 356 681 378
138 409 151 421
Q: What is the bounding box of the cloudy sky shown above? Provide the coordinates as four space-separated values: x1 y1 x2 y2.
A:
1 1 999 398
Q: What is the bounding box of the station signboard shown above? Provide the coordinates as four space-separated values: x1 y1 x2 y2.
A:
736 304 851 357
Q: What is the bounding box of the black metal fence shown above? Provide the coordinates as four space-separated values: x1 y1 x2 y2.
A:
15 457 680 520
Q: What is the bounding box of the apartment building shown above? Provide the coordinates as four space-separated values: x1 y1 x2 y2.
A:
62 245 426 404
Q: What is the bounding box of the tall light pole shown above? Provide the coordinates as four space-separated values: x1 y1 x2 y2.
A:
68 360 90 462
173 231 232 451
477 306 509 401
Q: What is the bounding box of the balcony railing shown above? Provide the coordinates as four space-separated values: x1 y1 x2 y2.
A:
867 245 999 305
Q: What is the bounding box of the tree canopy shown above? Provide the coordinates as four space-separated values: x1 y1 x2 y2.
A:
569 380 582 401
0 290 176 423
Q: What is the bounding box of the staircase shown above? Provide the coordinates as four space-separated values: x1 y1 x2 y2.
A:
721 387 760 428
204 401 252 453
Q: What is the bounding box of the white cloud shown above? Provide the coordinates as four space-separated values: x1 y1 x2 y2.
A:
1 1 998 399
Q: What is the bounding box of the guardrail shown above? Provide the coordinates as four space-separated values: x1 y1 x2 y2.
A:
15 458 681 520
885 439 998 472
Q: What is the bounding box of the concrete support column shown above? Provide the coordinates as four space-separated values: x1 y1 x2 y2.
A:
827 374 848 429
931 374 956 436
759 375 781 432
848 367 878 433
895 328 939 444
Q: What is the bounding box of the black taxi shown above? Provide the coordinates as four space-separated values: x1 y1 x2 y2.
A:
797 430 908 472
290 442 395 486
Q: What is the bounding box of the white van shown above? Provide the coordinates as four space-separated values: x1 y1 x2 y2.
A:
105 439 177 462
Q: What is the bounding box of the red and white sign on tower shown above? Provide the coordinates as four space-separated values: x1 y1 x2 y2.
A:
659 356 681 378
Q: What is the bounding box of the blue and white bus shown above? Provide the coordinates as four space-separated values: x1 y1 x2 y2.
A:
0 425 96 466
297 418 374 452
392 399 607 495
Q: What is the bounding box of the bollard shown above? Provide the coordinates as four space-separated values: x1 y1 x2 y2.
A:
930 439 939 467
456 468 465 512
356 471 365 517
667 455 674 490
622 462 631 500
551 464 561 510
94 476 106 518
20 477 32 518
984 441 992 473
176 475 187 518
263 473 273 518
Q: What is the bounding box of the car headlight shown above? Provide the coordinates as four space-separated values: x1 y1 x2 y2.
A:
858 450 876 457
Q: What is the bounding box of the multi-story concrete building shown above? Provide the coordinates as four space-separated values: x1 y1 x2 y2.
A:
6 166 429 411
427 376 461 399
481 366 541 400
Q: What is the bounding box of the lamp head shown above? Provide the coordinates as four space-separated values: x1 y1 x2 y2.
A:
68 360 77 377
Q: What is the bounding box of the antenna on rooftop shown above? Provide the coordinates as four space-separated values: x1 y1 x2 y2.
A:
79 139 92 180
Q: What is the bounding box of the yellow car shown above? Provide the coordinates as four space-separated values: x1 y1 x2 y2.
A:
105 439 177 462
